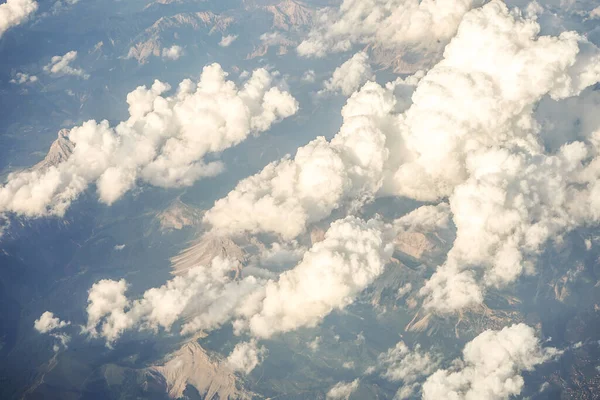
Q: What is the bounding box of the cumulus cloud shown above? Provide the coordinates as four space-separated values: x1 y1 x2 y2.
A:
389 0 600 201
239 217 394 338
83 257 262 344
297 0 484 60
161 45 183 60
34 311 70 333
377 341 440 399
0 0 37 38
394 1 600 312
83 279 129 342
219 34 238 47
43 51 89 79
227 339 267 374
419 144 595 311
321 52 374 96
34 311 71 352
0 64 298 218
204 74 421 239
10 72 37 84
326 379 359 399
422 324 561 400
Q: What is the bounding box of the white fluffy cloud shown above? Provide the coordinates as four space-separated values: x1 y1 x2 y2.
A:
161 45 183 60
0 64 298 217
0 0 37 38
219 34 238 47
389 0 600 201
34 311 71 352
240 217 394 338
83 257 262 344
399 1 600 312
419 144 594 312
43 51 89 79
297 0 484 59
421 324 560 400
227 339 267 374
377 341 440 399
34 311 70 333
322 52 374 96
10 72 37 84
204 74 421 239
326 379 359 399
83 278 129 342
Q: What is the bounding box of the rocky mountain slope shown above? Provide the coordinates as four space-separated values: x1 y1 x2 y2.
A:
150 340 249 399
32 129 75 171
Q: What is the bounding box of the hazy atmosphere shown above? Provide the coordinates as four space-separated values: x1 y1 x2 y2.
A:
1 0 600 399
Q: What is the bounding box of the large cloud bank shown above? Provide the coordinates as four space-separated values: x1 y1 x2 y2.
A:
408 1 600 312
207 0 600 313
0 64 298 217
422 324 560 400
0 0 37 38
